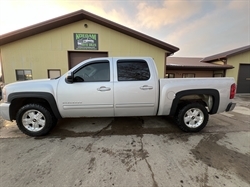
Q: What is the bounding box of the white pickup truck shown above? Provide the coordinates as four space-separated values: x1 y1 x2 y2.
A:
0 57 236 136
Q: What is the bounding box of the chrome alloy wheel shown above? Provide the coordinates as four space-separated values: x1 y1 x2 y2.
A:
22 110 46 132
183 108 204 128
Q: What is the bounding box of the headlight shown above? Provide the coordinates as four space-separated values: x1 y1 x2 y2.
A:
2 87 7 102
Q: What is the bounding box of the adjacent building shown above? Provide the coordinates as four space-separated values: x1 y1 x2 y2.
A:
166 46 250 93
166 57 233 78
201 45 250 93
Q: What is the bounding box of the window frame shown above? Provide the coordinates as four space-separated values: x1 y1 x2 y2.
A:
48 69 61 79
213 73 224 77
15 69 33 81
166 73 175 78
182 73 195 78
117 59 151 81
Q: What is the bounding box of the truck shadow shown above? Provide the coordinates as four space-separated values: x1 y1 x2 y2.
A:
48 116 182 138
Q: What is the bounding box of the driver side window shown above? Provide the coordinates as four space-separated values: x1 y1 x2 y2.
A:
74 61 110 82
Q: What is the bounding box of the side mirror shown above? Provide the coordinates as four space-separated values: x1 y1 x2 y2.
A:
65 72 74 83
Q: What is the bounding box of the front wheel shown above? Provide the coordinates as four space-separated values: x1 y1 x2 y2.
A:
175 103 209 132
16 104 56 136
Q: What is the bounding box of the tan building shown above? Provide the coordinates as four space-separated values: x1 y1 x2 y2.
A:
166 46 250 93
0 9 179 84
201 45 250 93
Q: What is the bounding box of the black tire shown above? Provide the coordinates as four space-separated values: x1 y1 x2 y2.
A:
16 104 56 136
175 103 209 132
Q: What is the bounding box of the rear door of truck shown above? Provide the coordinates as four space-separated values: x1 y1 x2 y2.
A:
113 57 158 116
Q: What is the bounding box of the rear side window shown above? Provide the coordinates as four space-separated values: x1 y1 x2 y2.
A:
117 60 150 81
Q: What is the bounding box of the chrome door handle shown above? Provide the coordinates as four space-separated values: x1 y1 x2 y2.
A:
140 85 153 90
97 86 111 91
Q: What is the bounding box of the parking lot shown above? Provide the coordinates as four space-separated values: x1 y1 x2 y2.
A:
0 95 249 187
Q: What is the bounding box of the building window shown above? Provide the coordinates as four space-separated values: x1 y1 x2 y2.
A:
117 60 150 81
166 73 175 78
48 69 61 79
213 73 223 77
16 70 32 81
182 73 195 78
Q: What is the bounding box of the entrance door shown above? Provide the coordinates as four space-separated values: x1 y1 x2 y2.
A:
237 64 250 93
68 52 108 69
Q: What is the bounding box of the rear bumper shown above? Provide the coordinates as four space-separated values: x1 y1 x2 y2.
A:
225 102 236 112
0 102 11 121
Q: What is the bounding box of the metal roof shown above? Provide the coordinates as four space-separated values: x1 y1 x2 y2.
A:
0 9 179 54
201 45 250 62
167 57 234 70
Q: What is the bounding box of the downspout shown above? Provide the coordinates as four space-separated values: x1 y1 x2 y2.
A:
165 52 175 78
0 48 4 84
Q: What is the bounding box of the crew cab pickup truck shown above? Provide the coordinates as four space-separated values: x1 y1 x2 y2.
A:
0 57 236 136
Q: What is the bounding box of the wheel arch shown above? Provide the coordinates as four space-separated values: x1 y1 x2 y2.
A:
170 89 220 116
8 92 62 120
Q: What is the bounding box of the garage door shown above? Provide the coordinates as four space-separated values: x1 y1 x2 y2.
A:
237 64 250 93
68 52 108 69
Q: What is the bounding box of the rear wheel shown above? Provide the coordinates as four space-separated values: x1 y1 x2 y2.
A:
175 103 209 132
16 104 56 136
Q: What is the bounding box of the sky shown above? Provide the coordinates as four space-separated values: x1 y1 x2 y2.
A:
0 0 249 57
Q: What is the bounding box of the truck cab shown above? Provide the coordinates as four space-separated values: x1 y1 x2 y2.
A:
58 57 159 118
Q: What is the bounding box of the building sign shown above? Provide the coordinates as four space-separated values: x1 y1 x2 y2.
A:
74 33 98 50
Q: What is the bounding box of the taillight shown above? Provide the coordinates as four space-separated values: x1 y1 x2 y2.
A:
230 83 236 99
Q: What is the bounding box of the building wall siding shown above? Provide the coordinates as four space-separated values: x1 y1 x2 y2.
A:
1 20 167 83
226 50 250 82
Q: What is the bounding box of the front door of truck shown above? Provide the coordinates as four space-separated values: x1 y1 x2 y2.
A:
57 59 114 117
113 58 157 116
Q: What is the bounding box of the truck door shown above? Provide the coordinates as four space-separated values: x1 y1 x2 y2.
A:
114 58 158 116
57 59 114 117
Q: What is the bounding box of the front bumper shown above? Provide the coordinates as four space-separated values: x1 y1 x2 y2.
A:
0 102 11 121
225 102 236 112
